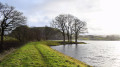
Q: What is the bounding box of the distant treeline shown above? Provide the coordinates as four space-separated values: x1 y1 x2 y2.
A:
0 25 63 51
9 26 63 42
78 35 120 40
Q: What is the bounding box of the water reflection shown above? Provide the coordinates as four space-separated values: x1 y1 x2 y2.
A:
51 41 120 67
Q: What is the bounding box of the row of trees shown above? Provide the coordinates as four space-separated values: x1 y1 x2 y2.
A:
0 2 26 50
9 14 87 43
51 14 87 43
10 26 62 42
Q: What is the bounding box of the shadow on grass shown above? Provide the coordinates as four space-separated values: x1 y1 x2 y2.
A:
0 41 25 53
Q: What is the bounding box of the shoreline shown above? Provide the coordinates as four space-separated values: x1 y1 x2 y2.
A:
0 41 92 67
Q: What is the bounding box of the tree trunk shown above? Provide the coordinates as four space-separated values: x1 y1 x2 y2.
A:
70 35 72 42
67 33 70 42
62 31 65 43
63 34 65 43
0 28 4 51
75 32 78 44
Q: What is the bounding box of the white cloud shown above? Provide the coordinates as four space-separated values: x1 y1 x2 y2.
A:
1 0 120 35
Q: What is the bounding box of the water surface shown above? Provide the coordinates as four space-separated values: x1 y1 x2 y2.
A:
51 41 120 67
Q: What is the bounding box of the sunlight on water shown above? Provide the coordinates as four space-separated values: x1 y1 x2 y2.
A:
51 41 120 67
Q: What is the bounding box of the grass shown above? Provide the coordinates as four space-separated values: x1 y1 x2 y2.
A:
0 48 16 62
0 42 46 67
40 40 86 46
0 41 91 67
0 36 18 41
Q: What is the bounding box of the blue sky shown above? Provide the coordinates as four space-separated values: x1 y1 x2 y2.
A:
1 0 120 35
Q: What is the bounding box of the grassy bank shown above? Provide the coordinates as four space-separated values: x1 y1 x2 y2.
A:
40 40 86 46
0 41 91 67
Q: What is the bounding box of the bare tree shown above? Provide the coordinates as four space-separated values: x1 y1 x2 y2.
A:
69 23 74 42
73 18 87 43
52 14 87 43
51 14 67 43
0 2 4 35
0 3 26 50
65 14 74 42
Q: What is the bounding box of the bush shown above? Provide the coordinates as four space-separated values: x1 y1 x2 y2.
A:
0 36 23 51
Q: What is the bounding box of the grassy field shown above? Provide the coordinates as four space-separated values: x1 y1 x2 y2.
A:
0 41 91 67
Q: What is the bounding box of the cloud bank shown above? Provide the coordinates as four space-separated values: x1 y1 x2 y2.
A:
1 0 120 35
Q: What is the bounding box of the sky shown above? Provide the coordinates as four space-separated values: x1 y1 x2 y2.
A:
1 0 120 35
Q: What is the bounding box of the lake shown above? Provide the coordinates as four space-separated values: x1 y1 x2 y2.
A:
51 41 120 67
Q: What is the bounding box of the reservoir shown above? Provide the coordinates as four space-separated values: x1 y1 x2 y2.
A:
51 41 120 67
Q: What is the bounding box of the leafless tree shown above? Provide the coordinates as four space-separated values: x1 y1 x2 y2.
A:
65 14 74 42
51 14 67 43
0 3 26 50
0 2 4 35
73 18 87 43
52 14 87 43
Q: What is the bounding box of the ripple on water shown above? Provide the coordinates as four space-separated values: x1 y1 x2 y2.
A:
51 41 120 67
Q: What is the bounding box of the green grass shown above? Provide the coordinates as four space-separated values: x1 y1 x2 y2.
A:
40 40 86 46
36 42 91 67
0 41 91 67
0 42 46 67
0 36 18 41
